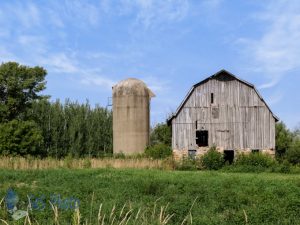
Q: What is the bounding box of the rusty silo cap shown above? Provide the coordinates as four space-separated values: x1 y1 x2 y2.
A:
112 78 155 98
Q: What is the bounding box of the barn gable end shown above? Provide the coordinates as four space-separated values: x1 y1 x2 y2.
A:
168 70 278 158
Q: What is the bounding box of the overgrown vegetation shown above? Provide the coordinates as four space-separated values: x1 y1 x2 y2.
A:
200 146 224 170
0 169 300 224
172 146 300 173
145 144 172 159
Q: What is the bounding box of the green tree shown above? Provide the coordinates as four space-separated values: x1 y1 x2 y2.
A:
150 123 172 146
275 122 293 159
0 120 43 156
286 133 300 165
0 62 47 122
27 99 113 158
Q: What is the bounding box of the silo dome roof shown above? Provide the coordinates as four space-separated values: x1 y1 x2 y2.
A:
113 78 155 97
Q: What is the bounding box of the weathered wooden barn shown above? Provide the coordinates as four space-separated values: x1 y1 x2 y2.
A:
167 70 279 160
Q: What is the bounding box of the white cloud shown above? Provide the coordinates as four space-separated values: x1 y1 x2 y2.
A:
257 76 281 90
241 0 300 88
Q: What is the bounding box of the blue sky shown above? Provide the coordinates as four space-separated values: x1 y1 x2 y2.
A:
0 0 299 129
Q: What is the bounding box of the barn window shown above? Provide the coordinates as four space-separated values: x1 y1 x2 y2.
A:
195 120 198 129
211 93 214 104
196 130 208 147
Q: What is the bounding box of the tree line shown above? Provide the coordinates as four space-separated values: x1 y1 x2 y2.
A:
275 122 300 164
0 62 112 158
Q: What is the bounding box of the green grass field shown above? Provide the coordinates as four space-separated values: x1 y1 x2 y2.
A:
1 169 300 224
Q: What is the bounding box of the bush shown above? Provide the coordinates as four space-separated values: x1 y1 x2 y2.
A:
277 160 292 173
0 120 43 156
235 152 275 168
82 158 92 168
201 147 224 170
145 143 172 159
286 139 300 165
175 157 198 171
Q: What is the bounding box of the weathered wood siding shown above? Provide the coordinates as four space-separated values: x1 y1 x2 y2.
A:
172 75 276 151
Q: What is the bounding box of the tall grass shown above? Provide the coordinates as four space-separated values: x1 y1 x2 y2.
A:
0 157 163 170
0 197 192 225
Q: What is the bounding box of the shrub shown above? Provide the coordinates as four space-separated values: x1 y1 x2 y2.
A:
64 153 73 168
113 152 126 159
162 156 177 170
278 160 292 173
0 120 44 156
82 158 92 168
201 147 224 170
286 139 300 165
145 143 172 159
235 152 275 168
175 156 198 171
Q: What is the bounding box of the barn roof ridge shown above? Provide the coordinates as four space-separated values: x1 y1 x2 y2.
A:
167 69 279 125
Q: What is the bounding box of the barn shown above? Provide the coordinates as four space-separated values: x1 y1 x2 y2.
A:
167 70 279 160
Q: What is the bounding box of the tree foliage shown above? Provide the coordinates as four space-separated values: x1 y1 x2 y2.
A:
150 123 171 147
275 122 293 158
0 62 47 122
27 99 112 158
0 120 43 156
286 138 300 165
145 143 172 159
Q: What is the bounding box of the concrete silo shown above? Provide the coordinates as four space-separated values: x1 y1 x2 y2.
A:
113 78 155 155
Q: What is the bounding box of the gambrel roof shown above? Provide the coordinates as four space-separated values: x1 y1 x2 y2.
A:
167 69 279 125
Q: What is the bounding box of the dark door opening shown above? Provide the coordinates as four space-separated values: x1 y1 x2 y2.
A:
224 150 234 164
196 130 208 147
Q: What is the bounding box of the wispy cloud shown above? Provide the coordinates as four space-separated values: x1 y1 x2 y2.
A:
0 2 40 29
80 74 170 95
118 0 189 28
266 91 284 106
142 76 170 94
240 0 300 89
80 75 116 90
60 0 101 27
